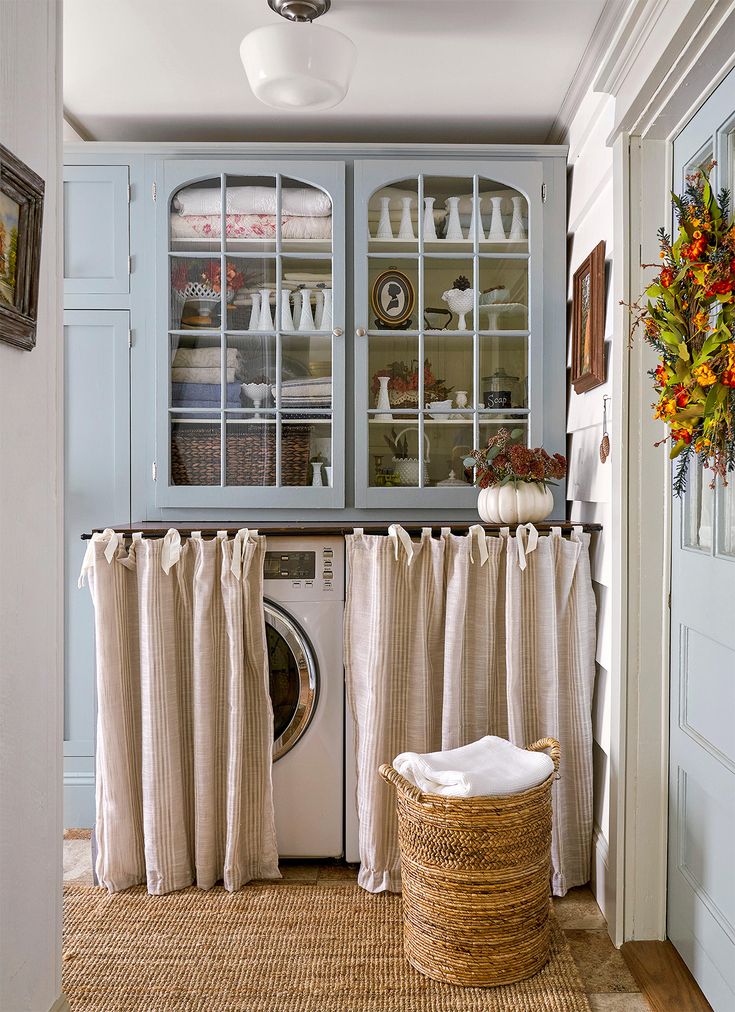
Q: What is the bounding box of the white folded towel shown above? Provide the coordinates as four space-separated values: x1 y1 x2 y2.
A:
172 347 238 368
171 367 236 384
173 185 332 218
393 735 554 798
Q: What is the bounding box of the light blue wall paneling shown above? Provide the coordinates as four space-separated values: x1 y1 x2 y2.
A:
63 165 130 296
64 309 131 827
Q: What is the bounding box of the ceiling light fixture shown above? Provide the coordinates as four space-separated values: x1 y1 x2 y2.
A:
240 0 357 111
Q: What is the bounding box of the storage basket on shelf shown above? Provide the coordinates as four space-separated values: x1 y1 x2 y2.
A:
378 737 560 988
171 422 312 486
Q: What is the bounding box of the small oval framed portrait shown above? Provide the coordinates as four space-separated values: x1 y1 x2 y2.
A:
371 268 415 327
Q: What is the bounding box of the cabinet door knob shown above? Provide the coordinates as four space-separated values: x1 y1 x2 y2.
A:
332 327 343 338
355 327 366 337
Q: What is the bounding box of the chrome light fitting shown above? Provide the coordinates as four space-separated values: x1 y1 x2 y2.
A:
240 0 357 111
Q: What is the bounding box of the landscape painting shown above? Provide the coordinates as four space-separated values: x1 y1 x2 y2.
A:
0 190 21 308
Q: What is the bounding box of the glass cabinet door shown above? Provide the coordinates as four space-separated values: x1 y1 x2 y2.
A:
353 160 544 507
154 159 345 508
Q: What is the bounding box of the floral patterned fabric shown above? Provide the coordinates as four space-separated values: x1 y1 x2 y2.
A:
170 214 333 241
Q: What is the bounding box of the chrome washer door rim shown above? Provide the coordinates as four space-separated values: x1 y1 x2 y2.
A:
264 599 318 761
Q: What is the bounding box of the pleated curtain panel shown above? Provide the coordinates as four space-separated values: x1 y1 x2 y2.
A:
80 528 280 895
344 524 597 897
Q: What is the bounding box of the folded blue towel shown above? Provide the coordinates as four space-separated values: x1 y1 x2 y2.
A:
172 382 242 401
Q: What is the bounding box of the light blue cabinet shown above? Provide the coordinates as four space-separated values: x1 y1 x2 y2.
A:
63 165 130 296
63 309 130 827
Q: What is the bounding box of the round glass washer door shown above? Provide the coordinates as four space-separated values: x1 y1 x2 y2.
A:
264 600 318 761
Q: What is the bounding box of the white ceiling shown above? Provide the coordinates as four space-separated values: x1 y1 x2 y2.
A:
64 0 609 143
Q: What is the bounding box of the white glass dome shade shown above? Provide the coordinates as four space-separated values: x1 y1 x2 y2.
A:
240 22 357 110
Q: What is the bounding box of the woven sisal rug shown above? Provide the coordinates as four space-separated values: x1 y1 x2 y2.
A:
63 883 591 1011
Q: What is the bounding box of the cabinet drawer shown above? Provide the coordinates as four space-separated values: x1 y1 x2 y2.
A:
64 165 130 296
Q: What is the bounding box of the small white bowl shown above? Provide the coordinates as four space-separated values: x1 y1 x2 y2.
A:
427 399 453 418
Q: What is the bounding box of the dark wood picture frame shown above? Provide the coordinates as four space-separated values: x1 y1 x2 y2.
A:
0 143 44 351
571 240 606 393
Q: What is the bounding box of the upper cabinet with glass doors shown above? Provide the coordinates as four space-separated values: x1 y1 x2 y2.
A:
353 160 545 508
153 159 345 508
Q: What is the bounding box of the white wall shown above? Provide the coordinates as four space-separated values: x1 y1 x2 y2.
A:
0 2 65 1010
564 85 617 926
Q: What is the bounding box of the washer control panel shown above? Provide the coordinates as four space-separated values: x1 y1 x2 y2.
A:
264 551 316 581
263 544 338 594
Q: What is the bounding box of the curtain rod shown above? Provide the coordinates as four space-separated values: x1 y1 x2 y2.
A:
82 522 602 541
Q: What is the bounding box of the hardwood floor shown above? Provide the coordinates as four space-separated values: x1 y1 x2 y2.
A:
621 941 714 1012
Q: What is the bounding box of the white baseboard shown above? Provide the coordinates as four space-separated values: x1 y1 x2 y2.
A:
591 823 616 939
49 995 70 1012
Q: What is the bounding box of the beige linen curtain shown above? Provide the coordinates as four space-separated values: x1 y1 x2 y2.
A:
80 528 280 895
344 524 596 897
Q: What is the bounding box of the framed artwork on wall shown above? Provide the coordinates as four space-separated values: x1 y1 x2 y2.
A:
571 240 606 393
0 143 44 351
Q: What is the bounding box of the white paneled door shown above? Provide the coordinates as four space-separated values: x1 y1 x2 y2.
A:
669 69 735 1012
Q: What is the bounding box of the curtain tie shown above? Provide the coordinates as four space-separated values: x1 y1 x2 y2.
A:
468 524 489 566
515 523 539 571
161 529 182 575
230 528 258 580
118 532 142 571
388 523 414 565
78 528 121 587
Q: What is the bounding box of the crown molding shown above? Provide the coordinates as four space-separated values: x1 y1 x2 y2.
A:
592 0 670 98
546 0 633 143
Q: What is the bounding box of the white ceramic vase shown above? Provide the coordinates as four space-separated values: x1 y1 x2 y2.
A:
311 461 323 487
510 195 526 241
477 482 554 524
376 196 393 239
248 292 261 331
442 287 476 330
258 288 273 330
423 197 438 240
280 290 294 331
320 288 333 331
444 196 464 240
488 196 506 241
469 197 485 241
298 288 315 331
314 289 324 329
375 375 392 420
398 197 415 240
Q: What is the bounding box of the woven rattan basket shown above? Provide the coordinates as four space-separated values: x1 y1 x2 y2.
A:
379 737 560 988
171 423 312 486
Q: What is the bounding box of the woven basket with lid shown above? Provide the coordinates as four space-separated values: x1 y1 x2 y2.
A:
379 737 559 988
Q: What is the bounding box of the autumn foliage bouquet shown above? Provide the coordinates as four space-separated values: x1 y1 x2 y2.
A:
465 427 567 489
631 166 735 494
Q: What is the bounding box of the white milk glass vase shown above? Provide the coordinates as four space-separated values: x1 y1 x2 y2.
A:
444 196 464 240
298 288 315 331
423 196 438 240
320 288 333 331
248 292 261 331
488 196 506 241
258 288 273 330
376 196 393 239
510 195 527 241
469 197 485 241
280 290 294 331
375 375 393 421
314 289 324 329
398 197 415 240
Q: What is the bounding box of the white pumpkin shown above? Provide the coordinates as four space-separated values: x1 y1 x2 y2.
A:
477 482 554 524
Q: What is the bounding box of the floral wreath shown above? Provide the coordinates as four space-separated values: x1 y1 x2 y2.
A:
630 165 735 496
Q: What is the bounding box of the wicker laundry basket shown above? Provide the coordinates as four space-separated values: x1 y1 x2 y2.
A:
379 737 560 988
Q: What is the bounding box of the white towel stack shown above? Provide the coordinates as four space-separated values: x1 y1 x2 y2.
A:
392 735 554 798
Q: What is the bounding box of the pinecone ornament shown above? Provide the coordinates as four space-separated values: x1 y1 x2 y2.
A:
452 275 471 291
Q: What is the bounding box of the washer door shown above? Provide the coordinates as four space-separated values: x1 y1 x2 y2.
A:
264 600 318 761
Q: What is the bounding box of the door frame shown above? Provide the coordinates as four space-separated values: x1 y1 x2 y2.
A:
592 0 735 945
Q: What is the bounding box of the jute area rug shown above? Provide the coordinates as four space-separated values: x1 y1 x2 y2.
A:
64 882 592 1012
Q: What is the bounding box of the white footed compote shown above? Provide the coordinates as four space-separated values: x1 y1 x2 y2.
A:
455 390 468 410
442 286 477 331
280 290 294 331
510 195 527 241
248 292 261 331
398 197 415 240
376 196 393 239
298 288 315 331
242 382 270 419
444 196 464 240
469 198 485 241
375 375 393 421
423 197 438 240
258 288 273 330
488 196 506 241
320 288 333 331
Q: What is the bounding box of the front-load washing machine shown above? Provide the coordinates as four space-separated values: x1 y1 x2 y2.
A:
265 535 344 858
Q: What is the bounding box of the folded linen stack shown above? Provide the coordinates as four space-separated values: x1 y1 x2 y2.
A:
171 347 240 408
170 185 332 242
274 375 332 409
392 735 554 798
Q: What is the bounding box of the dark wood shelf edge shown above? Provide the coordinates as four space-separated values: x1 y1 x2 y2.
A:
82 521 602 540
